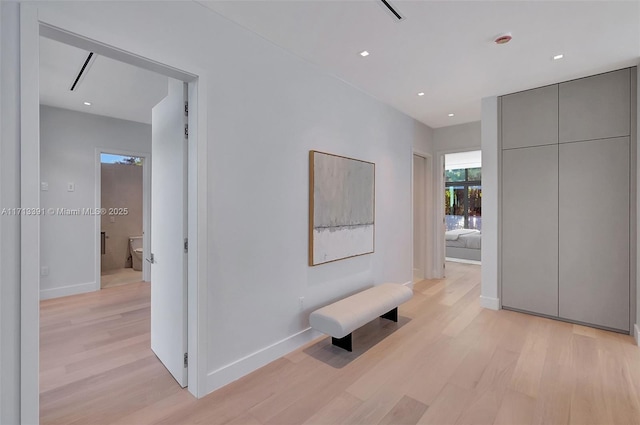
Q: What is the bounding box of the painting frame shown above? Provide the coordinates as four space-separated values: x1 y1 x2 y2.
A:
309 150 376 266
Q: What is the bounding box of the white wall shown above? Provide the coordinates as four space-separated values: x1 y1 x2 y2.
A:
205 33 417 385
414 121 434 155
480 98 500 310
433 121 481 153
0 3 21 423
40 106 151 299
0 5 4 423
0 1 430 412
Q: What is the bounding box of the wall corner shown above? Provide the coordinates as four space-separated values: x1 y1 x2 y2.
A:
480 96 500 306
480 295 500 311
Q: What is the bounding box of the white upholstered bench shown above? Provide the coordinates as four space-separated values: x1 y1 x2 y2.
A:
309 283 413 352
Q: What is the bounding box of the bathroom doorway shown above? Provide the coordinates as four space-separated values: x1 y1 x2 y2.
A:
28 20 203 420
98 152 150 288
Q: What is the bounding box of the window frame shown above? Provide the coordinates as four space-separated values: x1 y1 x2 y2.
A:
445 168 481 230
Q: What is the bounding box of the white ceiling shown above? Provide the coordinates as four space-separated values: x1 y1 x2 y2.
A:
38 2 640 129
445 150 481 170
39 36 168 124
200 0 640 128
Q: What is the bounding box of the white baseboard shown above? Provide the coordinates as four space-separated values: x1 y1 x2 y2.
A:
634 324 640 346
479 295 500 310
446 257 481 266
204 279 417 396
40 281 98 300
205 327 323 396
402 280 414 290
413 268 424 282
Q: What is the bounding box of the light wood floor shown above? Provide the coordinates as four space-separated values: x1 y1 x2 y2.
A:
100 267 143 289
40 262 640 424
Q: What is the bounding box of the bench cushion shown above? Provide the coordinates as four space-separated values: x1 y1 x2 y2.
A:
309 283 413 339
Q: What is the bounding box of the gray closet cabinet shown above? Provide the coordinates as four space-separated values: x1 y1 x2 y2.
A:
502 85 559 149
502 145 558 317
501 67 634 333
559 137 630 331
559 69 630 143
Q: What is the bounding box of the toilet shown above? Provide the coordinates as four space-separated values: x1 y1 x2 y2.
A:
129 236 143 271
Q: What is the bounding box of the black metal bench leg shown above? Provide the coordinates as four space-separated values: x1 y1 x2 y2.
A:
332 333 352 352
380 307 398 322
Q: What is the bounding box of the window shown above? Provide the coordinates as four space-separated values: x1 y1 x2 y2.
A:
445 167 481 231
100 153 143 165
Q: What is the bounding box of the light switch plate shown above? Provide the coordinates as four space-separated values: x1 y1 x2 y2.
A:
41 182 49 191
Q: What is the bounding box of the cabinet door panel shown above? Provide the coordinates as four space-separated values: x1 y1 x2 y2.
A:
502 145 558 316
559 137 630 331
502 85 559 149
559 69 630 143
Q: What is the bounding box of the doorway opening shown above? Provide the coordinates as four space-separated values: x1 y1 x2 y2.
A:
443 150 482 265
38 34 188 416
98 152 148 289
24 18 206 421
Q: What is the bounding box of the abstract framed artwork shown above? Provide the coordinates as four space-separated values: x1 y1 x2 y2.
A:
309 150 375 266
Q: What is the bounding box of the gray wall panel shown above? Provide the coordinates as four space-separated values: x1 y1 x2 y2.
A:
502 145 559 316
502 85 558 149
559 69 631 143
559 137 630 331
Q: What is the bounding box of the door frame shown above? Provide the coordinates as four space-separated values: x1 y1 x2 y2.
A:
20 4 209 422
436 148 482 276
412 151 434 280
96 148 152 285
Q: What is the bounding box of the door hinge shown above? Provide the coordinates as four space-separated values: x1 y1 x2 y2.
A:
184 101 189 116
184 352 188 368
184 238 188 253
184 124 189 138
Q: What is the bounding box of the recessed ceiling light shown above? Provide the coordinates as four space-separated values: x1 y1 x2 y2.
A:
83 101 92 106
448 113 455 117
494 33 512 45
417 92 425 97
359 50 370 57
553 54 564 60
